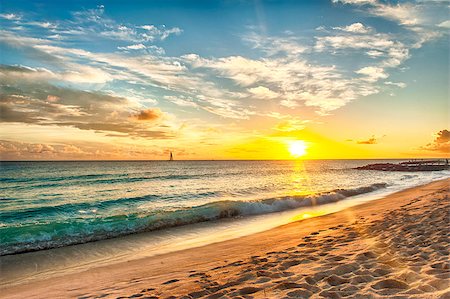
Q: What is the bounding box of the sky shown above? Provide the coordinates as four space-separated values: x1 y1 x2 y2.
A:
0 0 449 160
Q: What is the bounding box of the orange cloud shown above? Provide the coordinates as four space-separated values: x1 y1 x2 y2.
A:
357 136 377 144
134 108 162 121
46 95 60 102
421 129 450 153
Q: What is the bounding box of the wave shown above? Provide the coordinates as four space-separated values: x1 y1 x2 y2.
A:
0 173 215 191
0 183 388 256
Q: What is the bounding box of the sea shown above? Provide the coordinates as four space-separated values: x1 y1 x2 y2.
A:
0 160 448 284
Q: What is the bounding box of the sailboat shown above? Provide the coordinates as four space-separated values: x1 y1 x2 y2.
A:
169 151 173 161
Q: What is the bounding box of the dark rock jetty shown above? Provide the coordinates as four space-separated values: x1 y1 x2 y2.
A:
355 160 449 171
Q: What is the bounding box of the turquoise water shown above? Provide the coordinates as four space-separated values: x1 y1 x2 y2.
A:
1 160 448 256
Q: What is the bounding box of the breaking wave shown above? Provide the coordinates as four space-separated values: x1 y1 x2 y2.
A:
0 183 388 256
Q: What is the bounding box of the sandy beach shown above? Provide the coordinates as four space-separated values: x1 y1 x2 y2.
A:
1 178 449 299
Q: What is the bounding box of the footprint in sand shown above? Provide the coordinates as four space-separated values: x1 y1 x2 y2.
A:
371 278 409 290
162 279 179 285
286 289 313 298
237 286 261 295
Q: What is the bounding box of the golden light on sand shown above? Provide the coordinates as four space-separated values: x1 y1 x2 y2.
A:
288 140 307 158
291 210 327 222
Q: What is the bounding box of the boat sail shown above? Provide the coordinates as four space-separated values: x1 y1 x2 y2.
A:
169 151 173 161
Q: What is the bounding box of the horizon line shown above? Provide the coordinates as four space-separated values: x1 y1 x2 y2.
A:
1 158 448 162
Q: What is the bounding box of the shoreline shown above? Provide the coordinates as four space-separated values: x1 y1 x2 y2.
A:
1 178 449 298
0 181 391 257
0 178 435 287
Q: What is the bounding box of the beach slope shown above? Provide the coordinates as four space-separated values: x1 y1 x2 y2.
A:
1 179 449 298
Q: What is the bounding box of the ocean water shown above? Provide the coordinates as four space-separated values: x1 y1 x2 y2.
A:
0 160 448 257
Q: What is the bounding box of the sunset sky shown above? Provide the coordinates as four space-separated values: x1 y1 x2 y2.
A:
0 0 448 160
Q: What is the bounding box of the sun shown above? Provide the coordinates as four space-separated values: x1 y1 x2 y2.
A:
288 140 307 158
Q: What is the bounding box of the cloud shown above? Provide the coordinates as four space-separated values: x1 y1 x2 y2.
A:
1 30 252 120
331 0 449 58
384 81 406 88
355 66 388 82
0 13 21 20
0 139 173 160
332 0 376 4
184 21 438 115
0 2 446 124
274 118 308 132
164 95 199 108
0 66 174 139
100 25 138 41
28 21 57 29
248 86 279 99
134 108 163 121
7 5 183 46
368 3 422 26
243 32 307 57
421 129 450 153
117 43 146 50
315 31 409 68
46 95 61 102
357 136 378 144
333 22 371 33
140 25 182 40
333 0 449 35
438 20 450 29
184 53 363 113
435 130 450 143
117 44 165 55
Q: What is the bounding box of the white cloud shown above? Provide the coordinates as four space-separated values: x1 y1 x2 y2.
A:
355 66 388 82
316 34 393 53
332 0 376 4
100 25 137 41
315 31 409 68
29 21 57 29
335 0 449 33
243 32 307 57
140 24 182 41
248 86 279 99
385 81 407 88
160 27 182 40
333 22 371 33
1 1 446 122
60 65 113 84
117 44 165 55
140 25 156 31
117 43 146 50
185 53 380 113
164 95 199 108
366 50 384 58
0 13 21 20
368 3 421 26
438 20 450 28
11 7 184 45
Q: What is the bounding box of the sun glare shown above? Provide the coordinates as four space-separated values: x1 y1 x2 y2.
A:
288 140 307 158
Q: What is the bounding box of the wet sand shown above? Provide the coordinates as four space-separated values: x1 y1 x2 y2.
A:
1 179 449 299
